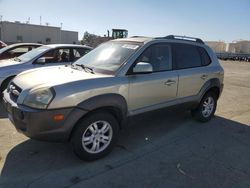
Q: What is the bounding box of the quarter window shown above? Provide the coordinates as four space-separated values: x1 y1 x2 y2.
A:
198 47 211 66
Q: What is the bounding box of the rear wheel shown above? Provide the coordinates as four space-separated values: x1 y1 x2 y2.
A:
192 92 217 122
71 112 119 161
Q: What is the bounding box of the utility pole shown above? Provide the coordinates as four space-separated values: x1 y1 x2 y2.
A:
26 17 30 24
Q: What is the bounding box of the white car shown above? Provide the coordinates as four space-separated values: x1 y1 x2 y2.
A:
0 44 92 93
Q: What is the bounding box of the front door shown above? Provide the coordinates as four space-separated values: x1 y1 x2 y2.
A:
33 48 71 68
128 43 178 112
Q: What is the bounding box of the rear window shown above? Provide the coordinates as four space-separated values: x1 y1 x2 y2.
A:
173 43 202 69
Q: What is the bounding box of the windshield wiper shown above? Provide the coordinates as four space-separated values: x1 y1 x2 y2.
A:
75 64 95 74
13 57 22 62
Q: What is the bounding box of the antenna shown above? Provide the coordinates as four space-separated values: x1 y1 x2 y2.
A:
0 15 2 22
40 16 42 25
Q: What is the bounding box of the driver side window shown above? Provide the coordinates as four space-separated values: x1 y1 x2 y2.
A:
136 44 172 72
38 48 70 63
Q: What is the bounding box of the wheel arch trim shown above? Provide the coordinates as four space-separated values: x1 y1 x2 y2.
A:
198 78 223 101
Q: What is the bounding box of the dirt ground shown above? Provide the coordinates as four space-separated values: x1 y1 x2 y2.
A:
0 61 250 188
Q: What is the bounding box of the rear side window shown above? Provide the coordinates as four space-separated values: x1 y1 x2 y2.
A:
173 43 201 69
198 47 211 66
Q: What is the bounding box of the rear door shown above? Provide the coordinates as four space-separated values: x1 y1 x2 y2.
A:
128 43 178 111
172 43 211 98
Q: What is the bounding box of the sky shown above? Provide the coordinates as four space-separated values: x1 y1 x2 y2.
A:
0 0 249 42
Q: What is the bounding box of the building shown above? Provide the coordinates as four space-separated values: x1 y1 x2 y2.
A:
0 21 78 44
205 41 227 53
206 40 250 54
227 41 250 54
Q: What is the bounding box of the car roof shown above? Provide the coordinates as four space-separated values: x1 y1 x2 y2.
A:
45 44 93 49
113 37 153 43
8 43 43 47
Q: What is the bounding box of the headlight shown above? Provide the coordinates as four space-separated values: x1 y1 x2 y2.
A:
23 88 54 109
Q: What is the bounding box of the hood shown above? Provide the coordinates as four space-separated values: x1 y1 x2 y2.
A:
0 59 22 68
13 65 111 90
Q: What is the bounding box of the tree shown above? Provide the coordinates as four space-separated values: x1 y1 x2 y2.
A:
81 31 99 47
81 31 112 47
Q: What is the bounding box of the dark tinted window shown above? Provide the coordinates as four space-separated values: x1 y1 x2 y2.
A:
198 47 211 66
173 43 201 69
136 44 171 72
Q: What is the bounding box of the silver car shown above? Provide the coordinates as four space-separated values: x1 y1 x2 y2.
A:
3 35 224 161
0 44 92 93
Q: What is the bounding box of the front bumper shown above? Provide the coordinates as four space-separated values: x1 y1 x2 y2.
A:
3 90 88 142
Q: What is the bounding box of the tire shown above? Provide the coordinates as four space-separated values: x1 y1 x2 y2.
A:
192 92 217 122
0 76 15 96
71 111 119 161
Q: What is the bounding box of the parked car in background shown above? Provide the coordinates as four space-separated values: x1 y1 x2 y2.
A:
0 41 7 49
2 35 224 160
0 44 92 92
0 43 42 60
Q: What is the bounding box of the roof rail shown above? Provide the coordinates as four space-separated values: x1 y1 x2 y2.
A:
156 35 204 44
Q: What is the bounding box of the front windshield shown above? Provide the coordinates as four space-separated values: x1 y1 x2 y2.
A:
18 46 50 62
74 41 141 74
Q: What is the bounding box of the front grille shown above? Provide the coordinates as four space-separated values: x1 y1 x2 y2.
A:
7 82 22 102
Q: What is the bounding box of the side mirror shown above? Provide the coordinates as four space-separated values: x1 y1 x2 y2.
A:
133 62 153 73
36 57 46 64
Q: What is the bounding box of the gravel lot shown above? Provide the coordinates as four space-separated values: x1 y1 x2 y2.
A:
0 61 250 188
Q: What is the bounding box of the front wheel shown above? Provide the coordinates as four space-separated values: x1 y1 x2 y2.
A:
0 76 15 96
71 112 119 161
192 92 217 122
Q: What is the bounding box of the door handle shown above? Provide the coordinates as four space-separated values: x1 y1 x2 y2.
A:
164 80 176 86
201 74 208 80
